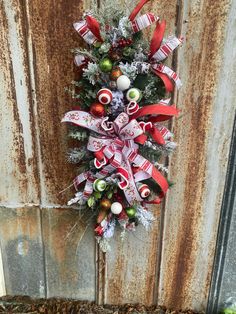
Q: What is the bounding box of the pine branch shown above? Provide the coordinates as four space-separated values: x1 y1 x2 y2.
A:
139 145 162 163
68 129 88 141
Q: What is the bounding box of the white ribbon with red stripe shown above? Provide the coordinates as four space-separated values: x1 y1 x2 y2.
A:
73 20 98 45
131 13 159 33
152 63 182 89
152 36 183 62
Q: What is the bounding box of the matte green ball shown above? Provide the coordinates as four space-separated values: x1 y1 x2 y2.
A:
125 207 136 218
99 58 113 73
93 179 107 192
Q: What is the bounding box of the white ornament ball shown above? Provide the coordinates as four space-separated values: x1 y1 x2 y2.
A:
111 202 123 215
97 88 113 105
126 88 142 102
116 75 131 91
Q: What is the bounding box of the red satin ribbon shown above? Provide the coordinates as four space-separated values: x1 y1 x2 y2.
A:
129 0 150 21
152 166 169 194
131 104 179 120
153 70 174 92
150 20 166 58
86 15 103 42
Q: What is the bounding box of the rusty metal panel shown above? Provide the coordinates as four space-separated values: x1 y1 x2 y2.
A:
0 0 40 205
42 208 96 300
25 0 87 206
104 213 160 305
0 207 45 297
158 0 236 311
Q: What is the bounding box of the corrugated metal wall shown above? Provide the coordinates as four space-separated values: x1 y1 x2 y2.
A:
0 0 235 312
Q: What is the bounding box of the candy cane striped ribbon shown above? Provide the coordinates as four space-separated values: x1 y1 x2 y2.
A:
131 13 159 33
73 20 98 45
152 36 183 62
152 64 182 89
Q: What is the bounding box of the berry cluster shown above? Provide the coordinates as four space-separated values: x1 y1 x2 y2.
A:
117 38 133 47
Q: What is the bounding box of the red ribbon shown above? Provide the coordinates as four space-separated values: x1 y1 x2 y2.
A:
86 15 103 42
153 69 174 92
150 20 166 58
129 0 151 21
131 104 179 121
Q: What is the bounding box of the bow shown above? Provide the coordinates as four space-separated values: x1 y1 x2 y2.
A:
62 102 178 204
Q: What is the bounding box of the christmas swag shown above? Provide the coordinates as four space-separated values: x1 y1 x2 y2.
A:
62 0 182 251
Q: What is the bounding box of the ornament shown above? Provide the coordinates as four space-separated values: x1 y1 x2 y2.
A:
90 102 105 117
125 207 136 218
111 202 123 215
95 224 104 236
100 199 112 211
93 179 107 192
138 183 151 198
126 88 142 102
110 67 122 80
99 57 113 72
97 88 113 105
117 75 131 91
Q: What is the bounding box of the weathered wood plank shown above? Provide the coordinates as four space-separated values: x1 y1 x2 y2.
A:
158 0 236 311
0 207 45 297
0 0 40 205
42 208 96 300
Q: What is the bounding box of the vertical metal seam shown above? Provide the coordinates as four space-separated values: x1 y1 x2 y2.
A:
156 0 184 304
207 114 236 313
21 0 48 298
0 241 6 296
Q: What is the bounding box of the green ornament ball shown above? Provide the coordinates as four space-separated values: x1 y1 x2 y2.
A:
93 179 107 192
126 88 142 102
99 58 113 73
125 207 136 218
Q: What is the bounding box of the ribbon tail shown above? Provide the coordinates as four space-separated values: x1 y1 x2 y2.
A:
131 104 179 120
150 20 166 58
152 166 169 195
149 127 166 145
129 0 150 21
153 69 174 92
86 15 103 42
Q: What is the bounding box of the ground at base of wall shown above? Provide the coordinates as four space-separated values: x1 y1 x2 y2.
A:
0 296 204 314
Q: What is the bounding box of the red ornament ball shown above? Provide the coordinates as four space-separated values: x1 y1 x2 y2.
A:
90 103 106 118
97 88 113 105
138 184 151 198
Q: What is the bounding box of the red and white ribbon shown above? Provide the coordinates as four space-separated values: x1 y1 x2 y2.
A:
152 36 183 62
62 107 177 204
73 21 98 45
131 13 159 33
152 63 182 89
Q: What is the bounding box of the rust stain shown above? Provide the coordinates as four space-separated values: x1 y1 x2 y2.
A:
160 0 231 310
0 0 40 203
0 207 41 241
105 208 161 305
26 0 85 205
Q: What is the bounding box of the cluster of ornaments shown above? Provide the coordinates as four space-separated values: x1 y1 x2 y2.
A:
89 57 142 118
